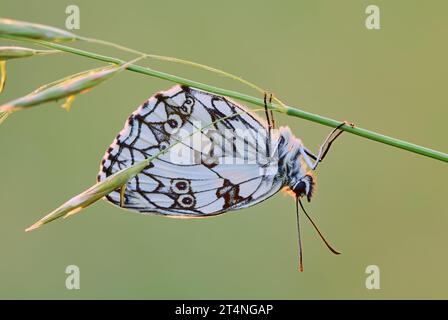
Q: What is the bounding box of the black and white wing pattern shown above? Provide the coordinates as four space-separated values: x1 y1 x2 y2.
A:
97 85 284 217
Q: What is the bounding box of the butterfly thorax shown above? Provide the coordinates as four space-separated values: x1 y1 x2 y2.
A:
276 126 315 201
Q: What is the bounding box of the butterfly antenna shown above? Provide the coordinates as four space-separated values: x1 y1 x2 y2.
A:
298 199 341 255
295 196 304 272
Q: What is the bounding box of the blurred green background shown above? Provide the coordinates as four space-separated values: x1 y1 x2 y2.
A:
0 0 447 299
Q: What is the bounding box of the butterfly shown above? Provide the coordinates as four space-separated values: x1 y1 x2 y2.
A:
97 85 347 271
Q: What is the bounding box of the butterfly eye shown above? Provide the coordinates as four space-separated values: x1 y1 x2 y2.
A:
293 181 307 197
292 174 314 201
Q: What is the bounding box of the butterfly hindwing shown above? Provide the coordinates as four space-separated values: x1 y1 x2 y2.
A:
98 85 283 217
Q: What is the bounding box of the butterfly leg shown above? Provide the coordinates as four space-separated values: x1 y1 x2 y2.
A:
268 93 275 129
263 92 271 129
263 93 276 158
263 93 274 158
300 121 353 170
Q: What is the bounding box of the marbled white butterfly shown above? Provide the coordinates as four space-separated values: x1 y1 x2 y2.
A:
98 85 346 271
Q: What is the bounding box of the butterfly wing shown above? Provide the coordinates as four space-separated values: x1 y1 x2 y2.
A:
98 85 284 217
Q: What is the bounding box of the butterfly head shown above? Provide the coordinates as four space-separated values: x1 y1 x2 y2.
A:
292 173 315 202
